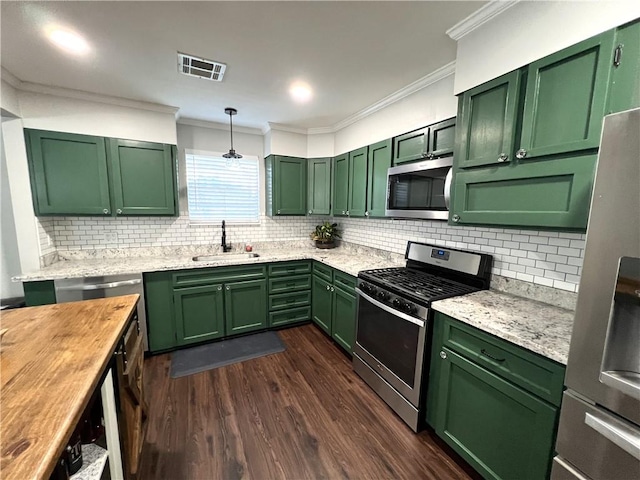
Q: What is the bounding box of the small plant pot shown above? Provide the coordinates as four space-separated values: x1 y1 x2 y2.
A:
315 240 335 249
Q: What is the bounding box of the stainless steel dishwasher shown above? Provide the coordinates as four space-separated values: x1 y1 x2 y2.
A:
54 273 148 351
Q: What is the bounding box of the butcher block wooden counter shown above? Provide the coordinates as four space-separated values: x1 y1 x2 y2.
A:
0 294 139 480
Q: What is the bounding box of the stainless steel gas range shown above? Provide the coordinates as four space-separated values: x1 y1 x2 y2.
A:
353 241 492 431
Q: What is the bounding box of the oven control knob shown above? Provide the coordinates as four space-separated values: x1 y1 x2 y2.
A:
393 298 402 308
377 290 388 301
361 282 372 294
403 303 416 314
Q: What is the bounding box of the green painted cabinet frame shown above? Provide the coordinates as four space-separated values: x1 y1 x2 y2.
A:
311 274 333 335
366 139 392 218
332 285 356 352
429 118 457 158
25 129 112 216
225 278 268 335
348 147 368 217
607 19 640 114
109 139 177 215
174 284 225 346
393 126 429 165
307 157 332 215
266 155 307 216
332 153 349 216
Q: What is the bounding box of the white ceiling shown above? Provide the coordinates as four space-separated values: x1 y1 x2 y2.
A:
1 1 486 130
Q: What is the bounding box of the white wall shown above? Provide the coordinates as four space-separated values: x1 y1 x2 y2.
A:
307 132 334 158
0 123 25 298
333 75 458 154
19 91 177 144
267 128 308 157
1 79 20 117
454 1 640 94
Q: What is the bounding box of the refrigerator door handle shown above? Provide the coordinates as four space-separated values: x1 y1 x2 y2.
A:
584 412 640 460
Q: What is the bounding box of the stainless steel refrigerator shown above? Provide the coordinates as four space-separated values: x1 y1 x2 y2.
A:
552 108 640 479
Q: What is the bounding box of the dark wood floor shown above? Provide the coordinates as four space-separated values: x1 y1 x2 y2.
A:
138 324 475 479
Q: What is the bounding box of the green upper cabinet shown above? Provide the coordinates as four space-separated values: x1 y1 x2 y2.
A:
265 155 307 216
25 129 178 217
366 139 392 217
109 139 176 216
518 31 615 160
393 126 429 165
457 71 522 169
225 278 268 335
348 146 368 217
174 283 225 346
607 19 640 114
307 157 332 215
332 153 350 216
429 118 457 158
25 129 112 216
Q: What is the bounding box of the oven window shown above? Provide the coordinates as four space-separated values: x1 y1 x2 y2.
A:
356 296 420 387
388 166 449 211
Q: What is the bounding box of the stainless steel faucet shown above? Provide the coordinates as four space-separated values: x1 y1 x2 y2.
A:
221 220 232 252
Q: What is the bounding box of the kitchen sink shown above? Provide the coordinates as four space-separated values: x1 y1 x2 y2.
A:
192 253 260 262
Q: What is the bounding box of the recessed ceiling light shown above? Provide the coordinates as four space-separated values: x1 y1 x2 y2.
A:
289 82 313 103
46 28 90 55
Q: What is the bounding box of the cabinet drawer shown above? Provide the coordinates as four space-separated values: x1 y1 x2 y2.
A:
172 265 266 287
269 291 311 311
439 313 565 406
269 306 311 327
313 262 333 282
268 261 311 277
268 274 311 294
334 270 356 291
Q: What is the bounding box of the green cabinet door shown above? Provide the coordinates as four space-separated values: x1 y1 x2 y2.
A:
519 31 615 159
333 153 349 216
23 280 56 306
393 126 429 165
433 347 557 480
25 129 112 215
348 146 368 217
366 139 392 217
307 157 332 215
174 284 225 346
275 156 307 215
451 153 596 229
332 286 356 353
457 71 522 169
311 275 333 335
109 139 177 216
608 19 640 114
145 271 176 352
224 278 267 335
428 118 456 158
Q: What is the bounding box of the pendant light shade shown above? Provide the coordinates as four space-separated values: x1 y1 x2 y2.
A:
222 107 242 159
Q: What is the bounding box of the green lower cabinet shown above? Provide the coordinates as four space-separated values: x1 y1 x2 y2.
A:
224 279 267 335
23 280 56 306
451 153 596 229
145 271 176 353
331 286 356 352
174 284 225 346
433 347 557 480
311 275 333 335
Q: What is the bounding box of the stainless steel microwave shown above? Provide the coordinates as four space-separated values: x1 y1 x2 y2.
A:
385 157 453 220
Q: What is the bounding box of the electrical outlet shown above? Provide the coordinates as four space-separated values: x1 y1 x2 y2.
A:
104 232 118 244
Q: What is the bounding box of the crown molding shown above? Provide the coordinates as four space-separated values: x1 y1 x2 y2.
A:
178 117 263 135
307 126 334 135
446 0 520 41
264 122 308 135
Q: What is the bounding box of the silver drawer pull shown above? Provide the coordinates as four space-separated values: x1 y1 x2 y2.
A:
56 279 141 291
585 412 640 460
480 349 505 362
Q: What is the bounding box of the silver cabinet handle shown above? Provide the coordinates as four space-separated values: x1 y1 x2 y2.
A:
498 153 509 162
585 412 640 460
103 209 109 214
365 211 369 217
226 285 231 290
217 286 222 291
346 210 350 216
277 209 281 214
308 210 312 214
452 214 460 223
56 279 141 291
440 351 447 359
428 153 435 159
341 210 345 215
516 148 527 159
326 285 330 291
116 208 123 214
330 286 335 292
421 152 428 158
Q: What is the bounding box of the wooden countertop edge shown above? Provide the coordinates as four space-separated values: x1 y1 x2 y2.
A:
0 295 139 480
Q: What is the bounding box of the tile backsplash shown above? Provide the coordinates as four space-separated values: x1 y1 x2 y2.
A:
37 214 585 293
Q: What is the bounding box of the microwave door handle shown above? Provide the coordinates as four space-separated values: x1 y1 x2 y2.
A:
444 168 453 210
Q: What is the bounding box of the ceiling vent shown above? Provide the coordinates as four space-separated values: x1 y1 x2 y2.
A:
177 52 226 81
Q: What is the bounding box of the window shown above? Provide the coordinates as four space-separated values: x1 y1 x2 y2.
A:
185 152 260 223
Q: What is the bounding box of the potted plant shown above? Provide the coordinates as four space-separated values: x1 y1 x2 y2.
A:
310 221 340 249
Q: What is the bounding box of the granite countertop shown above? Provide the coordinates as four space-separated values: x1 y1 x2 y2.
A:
14 246 405 282
432 290 574 365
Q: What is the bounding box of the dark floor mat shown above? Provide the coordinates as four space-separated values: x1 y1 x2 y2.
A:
170 331 286 378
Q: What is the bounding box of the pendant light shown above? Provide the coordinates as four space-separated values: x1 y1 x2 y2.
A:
222 107 242 159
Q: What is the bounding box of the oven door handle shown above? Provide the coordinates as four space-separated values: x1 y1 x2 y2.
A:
355 288 425 328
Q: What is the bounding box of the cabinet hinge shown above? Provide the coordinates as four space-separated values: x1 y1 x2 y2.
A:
613 44 623 67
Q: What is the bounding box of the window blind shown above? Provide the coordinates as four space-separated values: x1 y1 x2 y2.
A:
185 153 260 223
